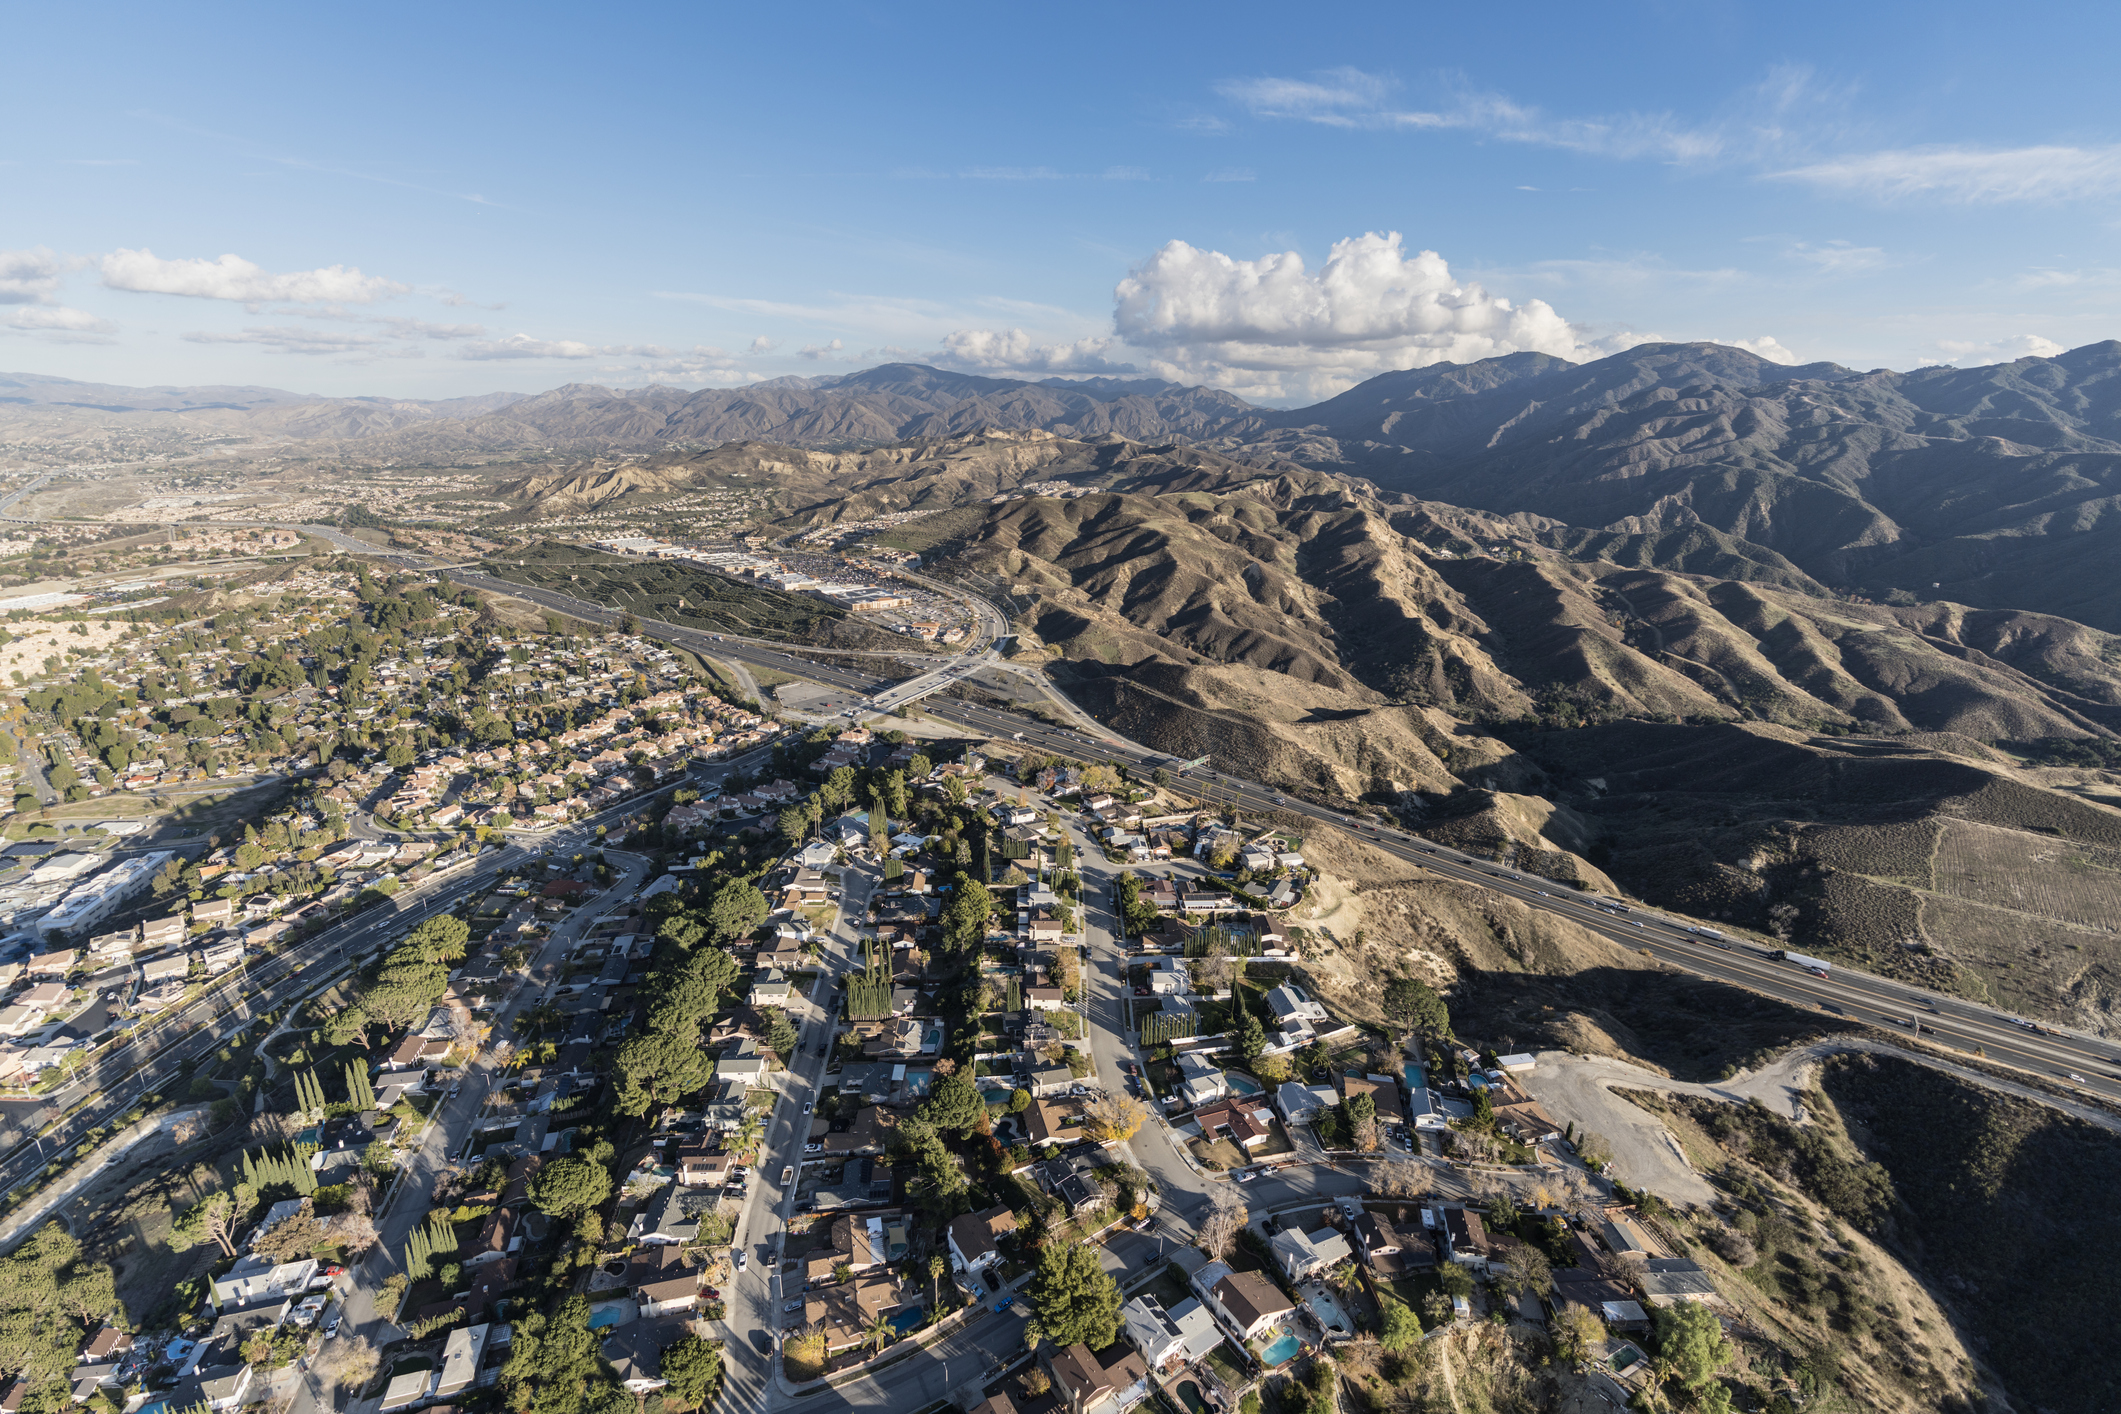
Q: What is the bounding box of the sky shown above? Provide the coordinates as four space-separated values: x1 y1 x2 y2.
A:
7 0 2121 405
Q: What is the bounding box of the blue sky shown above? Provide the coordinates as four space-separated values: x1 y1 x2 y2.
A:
7 1 2121 403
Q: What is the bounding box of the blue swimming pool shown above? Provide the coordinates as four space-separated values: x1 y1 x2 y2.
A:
1227 1073 1264 1097
588 1308 623 1329
887 1308 924 1335
1260 1331 1301 1367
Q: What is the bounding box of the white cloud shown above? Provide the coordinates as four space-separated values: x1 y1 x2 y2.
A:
101 248 407 304
1933 334 2066 364
0 248 66 306
936 329 1137 375
748 336 776 354
182 325 384 355
1786 240 1887 274
1709 336 1800 364
5 306 115 336
1108 230 1608 400
1217 67 1723 163
377 317 486 341
797 339 845 361
455 334 606 361
1770 145 2121 203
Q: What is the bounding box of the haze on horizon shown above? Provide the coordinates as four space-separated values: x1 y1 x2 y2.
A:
6 0 2121 405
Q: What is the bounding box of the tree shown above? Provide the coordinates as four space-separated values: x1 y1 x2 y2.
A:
613 1032 714 1116
1028 1243 1122 1350
862 1313 896 1353
527 1153 613 1218
171 1186 255 1258
927 1253 946 1307
779 807 809 847
1198 1187 1247 1261
254 1204 330 1262
1344 1092 1377 1150
1438 1263 1474 1299
1082 1089 1147 1143
919 1072 985 1134
1652 1301 1733 1392
1378 1294 1423 1352
658 1334 723 1410
1382 976 1449 1037
1234 1008 1267 1064
706 879 768 943
1499 1241 1551 1299
1552 1303 1605 1364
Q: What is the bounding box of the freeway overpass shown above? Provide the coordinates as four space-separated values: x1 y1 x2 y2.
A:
444 567 2121 1114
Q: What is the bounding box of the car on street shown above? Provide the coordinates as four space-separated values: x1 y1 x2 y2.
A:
734 1251 747 1271
323 1317 340 1338
804 1142 822 1153
1236 1168 1256 1182
802 1101 813 1113
783 1301 804 1314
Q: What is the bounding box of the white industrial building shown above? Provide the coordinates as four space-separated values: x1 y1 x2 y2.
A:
37 852 175 939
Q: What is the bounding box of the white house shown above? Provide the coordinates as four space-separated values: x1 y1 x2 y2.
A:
1121 1295 1221 1371
1190 1261 1295 1344
434 1322 491 1398
946 1204 1018 1275
1175 1051 1228 1109
1269 1226 1353 1283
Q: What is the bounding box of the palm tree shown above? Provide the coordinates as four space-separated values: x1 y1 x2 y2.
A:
735 1114 764 1158
928 1253 946 1307
863 1314 896 1354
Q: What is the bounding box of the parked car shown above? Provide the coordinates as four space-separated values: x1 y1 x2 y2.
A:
323 1317 341 1339
783 1301 804 1314
734 1251 748 1271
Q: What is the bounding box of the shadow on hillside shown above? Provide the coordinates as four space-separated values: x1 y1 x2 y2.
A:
1447 961 1859 1084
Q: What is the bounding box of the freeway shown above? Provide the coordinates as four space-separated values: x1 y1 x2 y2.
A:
443 567 2121 1109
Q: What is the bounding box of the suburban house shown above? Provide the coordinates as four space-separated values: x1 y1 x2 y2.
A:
1191 1098 1274 1150
208 1256 318 1311
1441 1207 1495 1273
1026 1098 1087 1149
1120 1294 1221 1373
601 1329 669 1393
1043 1341 1150 1414
1350 1212 1430 1275
1191 1261 1296 1343
1175 1051 1228 1109
1341 1075 1406 1128
629 1245 701 1317
1274 1081 1336 1128
1260 982 1355 1053
946 1204 1018 1276
802 1212 900 1284
1640 1258 1717 1306
715 1039 770 1088
802 1273 922 1353
1270 1225 1353 1283
1600 1213 1655 1259
434 1322 492 1399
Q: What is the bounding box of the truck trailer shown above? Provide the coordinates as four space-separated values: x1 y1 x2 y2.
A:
1772 949 1831 976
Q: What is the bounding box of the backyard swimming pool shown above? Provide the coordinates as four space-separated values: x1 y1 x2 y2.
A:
1227 1073 1264 1097
1260 1330 1301 1367
887 1307 924 1335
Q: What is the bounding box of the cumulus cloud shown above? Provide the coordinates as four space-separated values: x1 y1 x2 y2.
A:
101 248 408 304
936 328 1138 375
1710 336 1800 364
1934 334 2066 364
0 248 66 306
1770 145 2121 203
455 334 608 361
182 325 384 355
798 339 845 361
748 336 776 354
1109 230 1608 400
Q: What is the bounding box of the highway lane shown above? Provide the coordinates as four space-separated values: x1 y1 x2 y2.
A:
446 566 2121 1105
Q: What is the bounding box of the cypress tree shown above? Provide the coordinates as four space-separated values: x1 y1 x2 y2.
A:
241 1150 257 1189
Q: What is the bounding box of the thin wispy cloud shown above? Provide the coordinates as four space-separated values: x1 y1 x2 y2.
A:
1216 67 1724 163
1785 240 1889 273
1770 145 2121 203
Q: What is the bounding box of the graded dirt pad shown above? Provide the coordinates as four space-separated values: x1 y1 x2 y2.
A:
1614 1079 1997 1414
0 616 139 677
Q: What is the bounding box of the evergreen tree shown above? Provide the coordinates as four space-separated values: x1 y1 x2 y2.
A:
346 1059 376 1110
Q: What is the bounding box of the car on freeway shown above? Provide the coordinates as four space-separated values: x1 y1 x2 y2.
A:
2067 1072 2088 1084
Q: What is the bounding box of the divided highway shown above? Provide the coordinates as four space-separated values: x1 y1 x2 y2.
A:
439 568 2121 1114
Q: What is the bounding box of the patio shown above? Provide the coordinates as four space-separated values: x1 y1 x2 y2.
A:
1298 1282 1351 1339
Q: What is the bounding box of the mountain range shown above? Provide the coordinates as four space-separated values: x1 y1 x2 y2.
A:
15 340 2121 630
